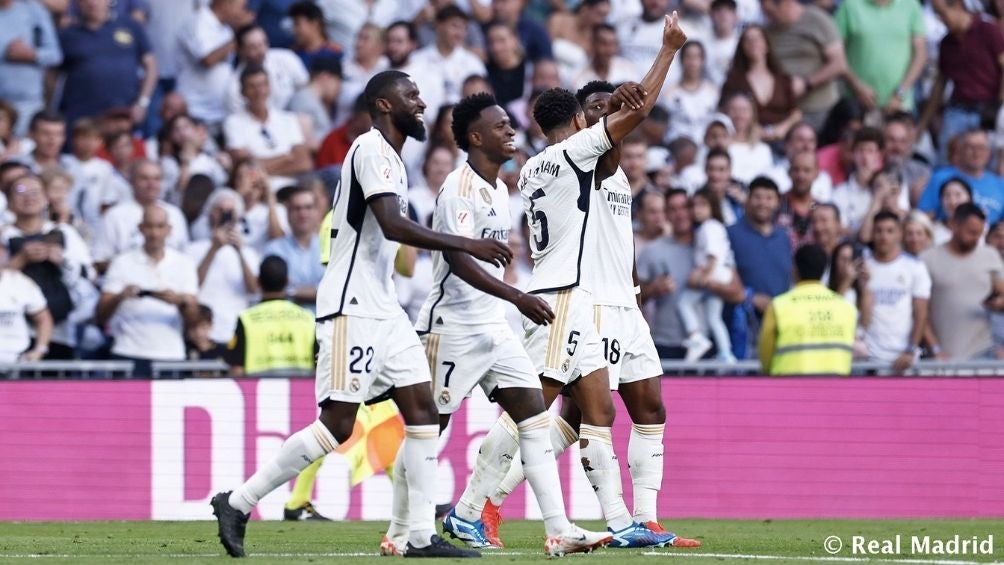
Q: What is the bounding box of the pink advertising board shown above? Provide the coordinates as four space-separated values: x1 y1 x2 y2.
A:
0 377 1001 521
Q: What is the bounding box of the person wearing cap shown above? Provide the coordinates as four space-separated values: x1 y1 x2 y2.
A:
288 55 342 146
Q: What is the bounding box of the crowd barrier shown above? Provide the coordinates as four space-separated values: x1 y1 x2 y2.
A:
3 359 1004 379
1 376 1001 521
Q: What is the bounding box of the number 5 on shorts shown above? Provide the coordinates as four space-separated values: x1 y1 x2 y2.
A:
566 330 580 356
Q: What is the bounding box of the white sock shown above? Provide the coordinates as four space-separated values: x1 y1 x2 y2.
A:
629 423 665 524
386 447 409 540
404 425 440 548
229 421 336 514
516 413 571 536
491 415 578 506
579 424 633 531
456 413 519 521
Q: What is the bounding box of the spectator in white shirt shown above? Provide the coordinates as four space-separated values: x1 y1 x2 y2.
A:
24 111 74 173
92 160 190 272
412 5 486 104
723 92 774 185
765 121 834 202
64 118 127 237
186 188 260 344
1 173 93 359
225 24 309 115
572 23 638 88
0 265 52 363
833 127 909 237
862 211 931 371
159 114 229 201
662 41 718 144
96 205 200 376
618 0 676 82
176 0 245 128
334 22 389 128
224 66 313 191
706 0 740 87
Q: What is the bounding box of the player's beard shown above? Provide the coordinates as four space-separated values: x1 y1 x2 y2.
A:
392 109 427 142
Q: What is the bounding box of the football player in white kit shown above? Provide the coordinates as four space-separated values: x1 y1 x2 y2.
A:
470 80 702 549
452 12 689 550
210 70 511 559
379 92 612 557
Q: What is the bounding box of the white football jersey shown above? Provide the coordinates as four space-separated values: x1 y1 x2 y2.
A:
519 118 613 293
582 166 637 307
416 162 512 334
317 128 409 320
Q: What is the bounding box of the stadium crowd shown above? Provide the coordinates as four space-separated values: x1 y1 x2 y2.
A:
1 0 1004 370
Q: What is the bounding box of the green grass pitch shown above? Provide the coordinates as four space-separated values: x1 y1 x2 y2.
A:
1 519 1002 564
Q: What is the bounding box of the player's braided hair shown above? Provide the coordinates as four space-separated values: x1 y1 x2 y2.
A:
574 80 615 109
451 92 499 152
532 88 581 135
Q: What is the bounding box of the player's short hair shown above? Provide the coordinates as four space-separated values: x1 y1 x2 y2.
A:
575 80 615 109
665 187 689 202
435 4 468 23
953 202 986 224
388 19 418 42
794 244 828 281
363 70 411 117
813 202 841 223
705 146 731 165
873 209 901 228
235 24 264 50
259 255 290 293
451 92 499 152
532 88 581 134
748 175 780 196
852 127 884 151
72 117 101 138
239 64 268 87
288 0 323 22
309 55 342 79
29 110 64 132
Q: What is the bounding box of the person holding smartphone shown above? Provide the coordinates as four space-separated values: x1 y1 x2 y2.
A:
96 205 200 377
185 188 260 347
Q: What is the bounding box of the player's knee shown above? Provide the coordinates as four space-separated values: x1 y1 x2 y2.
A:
583 400 616 427
323 417 355 444
630 399 665 425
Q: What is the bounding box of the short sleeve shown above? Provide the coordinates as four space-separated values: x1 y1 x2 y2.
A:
703 221 730 260
834 2 849 40
436 190 476 238
102 256 128 294
909 0 925 36
353 148 400 201
637 245 659 281
563 118 614 170
813 6 841 45
20 275 47 315
132 21 152 57
988 247 1004 280
180 15 231 60
223 115 248 151
911 259 932 300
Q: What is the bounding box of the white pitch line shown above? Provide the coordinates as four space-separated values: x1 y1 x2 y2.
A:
642 551 1004 565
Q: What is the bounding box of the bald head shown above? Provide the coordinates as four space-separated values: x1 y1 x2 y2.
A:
139 204 171 253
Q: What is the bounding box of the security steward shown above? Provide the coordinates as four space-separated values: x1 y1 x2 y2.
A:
225 255 315 377
758 244 858 375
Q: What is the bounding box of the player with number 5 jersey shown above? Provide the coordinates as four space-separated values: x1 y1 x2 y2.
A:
456 11 691 550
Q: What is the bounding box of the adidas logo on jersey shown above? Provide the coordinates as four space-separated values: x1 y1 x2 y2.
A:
350 297 359 305
488 208 497 217
435 316 444 325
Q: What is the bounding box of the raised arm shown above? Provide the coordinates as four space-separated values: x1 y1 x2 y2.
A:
604 11 688 143
370 196 513 267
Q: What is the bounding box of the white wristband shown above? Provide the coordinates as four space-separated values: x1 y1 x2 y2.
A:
634 285 641 295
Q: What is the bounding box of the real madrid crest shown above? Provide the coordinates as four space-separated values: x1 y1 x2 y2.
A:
349 378 360 393
438 389 451 406
561 358 571 373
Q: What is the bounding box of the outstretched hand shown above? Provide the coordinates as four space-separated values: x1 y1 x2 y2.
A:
663 10 688 51
514 292 555 326
466 238 513 267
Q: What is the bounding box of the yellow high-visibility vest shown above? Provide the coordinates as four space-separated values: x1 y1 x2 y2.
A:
769 282 857 376
239 299 315 375
320 210 333 265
